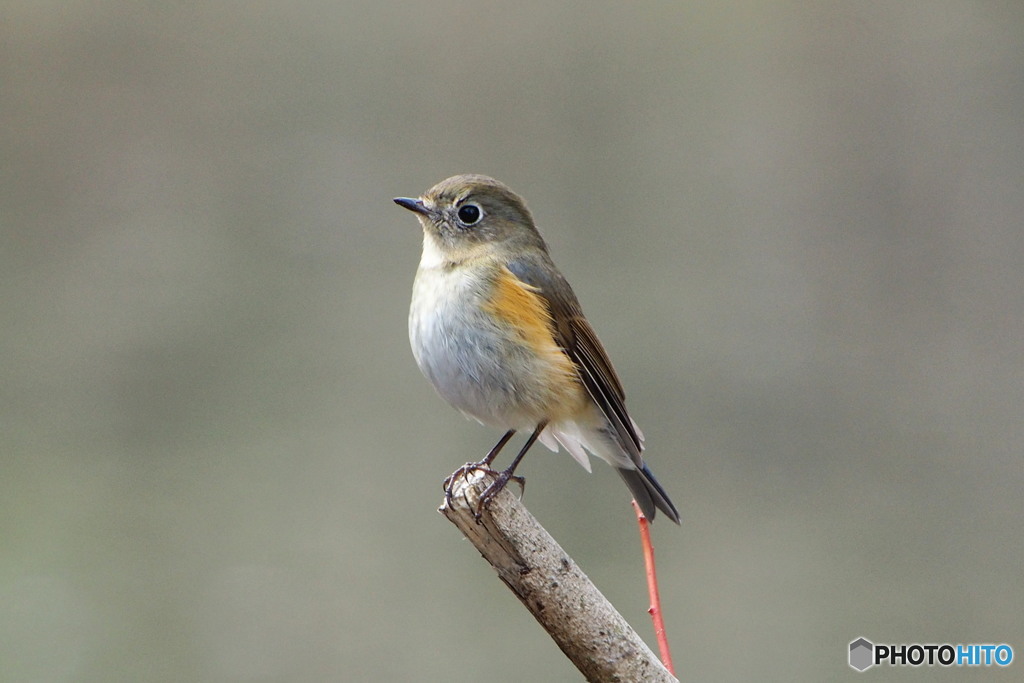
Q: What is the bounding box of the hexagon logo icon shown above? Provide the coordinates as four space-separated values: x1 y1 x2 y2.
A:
849 637 874 671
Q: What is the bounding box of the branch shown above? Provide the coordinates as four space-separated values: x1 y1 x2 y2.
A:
439 468 678 683
633 500 675 675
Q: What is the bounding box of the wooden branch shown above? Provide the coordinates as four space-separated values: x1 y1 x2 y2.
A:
439 468 678 683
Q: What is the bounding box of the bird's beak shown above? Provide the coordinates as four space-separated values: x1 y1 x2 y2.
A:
393 197 433 217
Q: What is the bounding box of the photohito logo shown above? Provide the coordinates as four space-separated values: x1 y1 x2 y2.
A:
849 637 1014 671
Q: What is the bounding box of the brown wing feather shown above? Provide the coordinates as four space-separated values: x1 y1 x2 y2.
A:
505 257 644 465
566 315 644 463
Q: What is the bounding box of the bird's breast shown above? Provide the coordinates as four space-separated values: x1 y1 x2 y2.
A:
409 261 585 427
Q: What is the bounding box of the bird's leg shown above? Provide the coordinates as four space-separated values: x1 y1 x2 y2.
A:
479 429 517 468
443 429 516 506
476 421 548 519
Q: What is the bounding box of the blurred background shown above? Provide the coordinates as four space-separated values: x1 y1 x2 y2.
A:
3 2 1022 681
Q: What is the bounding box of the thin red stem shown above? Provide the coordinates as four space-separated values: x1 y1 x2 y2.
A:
632 500 675 676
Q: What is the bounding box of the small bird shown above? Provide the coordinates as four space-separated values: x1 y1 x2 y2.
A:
395 175 679 523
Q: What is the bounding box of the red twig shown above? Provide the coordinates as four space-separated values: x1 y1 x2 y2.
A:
632 500 675 676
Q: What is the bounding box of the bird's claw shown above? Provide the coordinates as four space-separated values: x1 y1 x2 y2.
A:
444 462 525 523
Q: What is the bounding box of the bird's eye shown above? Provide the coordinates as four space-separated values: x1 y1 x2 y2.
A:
457 203 482 226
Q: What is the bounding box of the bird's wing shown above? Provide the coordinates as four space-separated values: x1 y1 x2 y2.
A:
506 255 644 465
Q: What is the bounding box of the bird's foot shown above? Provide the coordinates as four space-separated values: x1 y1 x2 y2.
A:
443 461 525 523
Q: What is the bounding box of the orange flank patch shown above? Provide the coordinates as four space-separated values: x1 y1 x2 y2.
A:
486 268 558 350
485 267 585 416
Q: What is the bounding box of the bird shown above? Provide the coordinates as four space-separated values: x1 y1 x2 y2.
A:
395 174 679 523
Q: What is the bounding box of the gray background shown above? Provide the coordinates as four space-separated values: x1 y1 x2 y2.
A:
3 2 1022 681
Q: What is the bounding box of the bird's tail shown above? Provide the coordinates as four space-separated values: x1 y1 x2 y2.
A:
617 464 680 524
